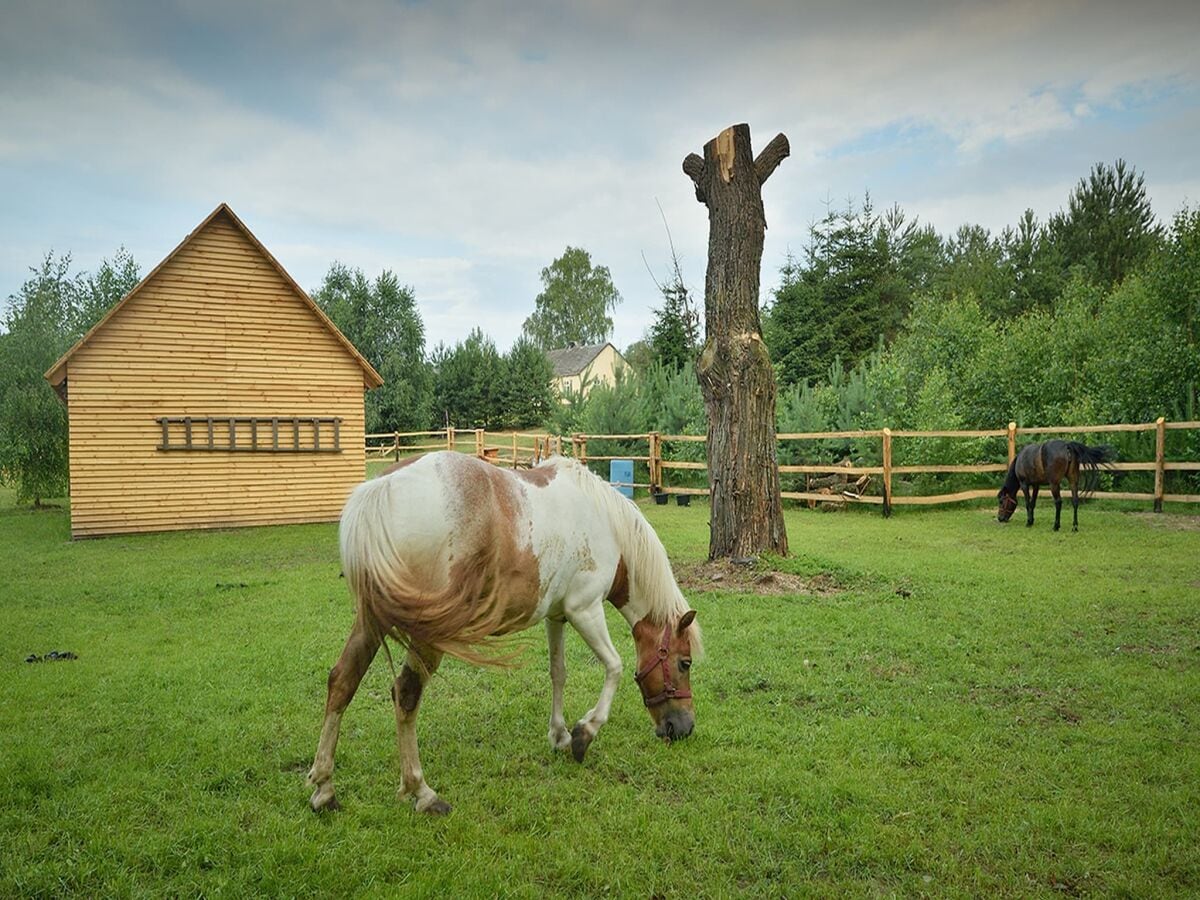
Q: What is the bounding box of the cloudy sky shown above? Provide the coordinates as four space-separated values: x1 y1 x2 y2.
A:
3 1 1198 352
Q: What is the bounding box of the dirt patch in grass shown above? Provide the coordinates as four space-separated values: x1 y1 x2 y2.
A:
675 559 841 596
1127 512 1200 531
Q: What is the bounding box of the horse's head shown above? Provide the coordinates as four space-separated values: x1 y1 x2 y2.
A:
632 609 698 742
997 489 1019 522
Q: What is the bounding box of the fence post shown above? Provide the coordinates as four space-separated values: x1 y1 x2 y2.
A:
649 431 661 494
512 432 518 468
446 427 455 452
1007 421 1017 465
882 427 893 518
475 429 484 458
393 431 400 462
1154 416 1166 512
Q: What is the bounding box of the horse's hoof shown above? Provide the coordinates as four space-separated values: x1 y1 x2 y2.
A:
570 723 592 763
310 791 341 813
418 797 452 815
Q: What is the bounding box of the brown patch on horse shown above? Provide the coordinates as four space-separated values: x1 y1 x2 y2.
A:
381 454 424 476
354 455 543 665
606 556 629 609
515 464 557 487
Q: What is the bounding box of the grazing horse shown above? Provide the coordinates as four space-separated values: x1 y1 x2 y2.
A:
307 451 702 814
997 440 1116 531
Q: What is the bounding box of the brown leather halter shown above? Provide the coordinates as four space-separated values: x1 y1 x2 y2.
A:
999 493 1019 516
634 620 691 708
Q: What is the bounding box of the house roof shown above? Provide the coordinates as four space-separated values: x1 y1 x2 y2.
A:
44 203 384 392
544 342 621 378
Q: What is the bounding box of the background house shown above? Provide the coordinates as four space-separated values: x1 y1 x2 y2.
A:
45 204 382 538
545 342 626 399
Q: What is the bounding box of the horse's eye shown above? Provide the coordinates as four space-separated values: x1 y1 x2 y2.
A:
679 659 692 672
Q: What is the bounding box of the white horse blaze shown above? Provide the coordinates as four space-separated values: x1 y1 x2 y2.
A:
310 451 701 813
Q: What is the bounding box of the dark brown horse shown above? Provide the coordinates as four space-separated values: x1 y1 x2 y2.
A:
997 440 1116 531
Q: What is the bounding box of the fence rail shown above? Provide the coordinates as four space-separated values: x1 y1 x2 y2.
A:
367 419 1200 513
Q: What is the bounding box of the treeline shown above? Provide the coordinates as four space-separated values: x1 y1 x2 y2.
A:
555 160 1200 490
309 263 556 434
4 159 1197 504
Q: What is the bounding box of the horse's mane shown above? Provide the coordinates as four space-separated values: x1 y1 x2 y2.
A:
547 456 702 655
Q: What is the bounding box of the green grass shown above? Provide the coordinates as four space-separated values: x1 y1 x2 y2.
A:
1 490 1198 897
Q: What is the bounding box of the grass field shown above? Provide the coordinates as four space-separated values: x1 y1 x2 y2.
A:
2 487 1198 897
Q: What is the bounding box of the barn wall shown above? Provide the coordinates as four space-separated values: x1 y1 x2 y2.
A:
64 211 367 537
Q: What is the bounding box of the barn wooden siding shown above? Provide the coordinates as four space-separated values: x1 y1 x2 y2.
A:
51 207 378 538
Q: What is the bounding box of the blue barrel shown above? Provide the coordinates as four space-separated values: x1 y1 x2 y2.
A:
609 459 634 499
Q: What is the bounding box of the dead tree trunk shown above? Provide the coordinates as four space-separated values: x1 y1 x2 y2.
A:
683 123 789 559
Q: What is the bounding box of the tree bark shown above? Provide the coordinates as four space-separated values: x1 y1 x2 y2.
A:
683 123 789 559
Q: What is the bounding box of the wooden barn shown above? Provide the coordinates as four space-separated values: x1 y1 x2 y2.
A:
45 203 383 538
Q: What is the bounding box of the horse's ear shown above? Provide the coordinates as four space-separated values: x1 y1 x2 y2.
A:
676 609 696 635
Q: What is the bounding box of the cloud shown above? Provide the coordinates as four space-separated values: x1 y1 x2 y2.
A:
2 0 1198 351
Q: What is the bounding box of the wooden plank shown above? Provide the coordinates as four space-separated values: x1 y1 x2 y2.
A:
779 464 882 475
891 463 1008 474
891 489 997 505
889 429 1007 438
660 461 707 470
778 430 884 440
1017 422 1157 434
781 490 885 504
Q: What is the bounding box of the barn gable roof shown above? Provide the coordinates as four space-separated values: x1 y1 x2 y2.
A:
44 203 384 392
544 342 620 377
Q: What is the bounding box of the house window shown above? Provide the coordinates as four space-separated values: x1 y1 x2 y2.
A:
156 417 342 453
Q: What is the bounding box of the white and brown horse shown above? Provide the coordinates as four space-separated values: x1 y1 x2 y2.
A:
307 451 701 814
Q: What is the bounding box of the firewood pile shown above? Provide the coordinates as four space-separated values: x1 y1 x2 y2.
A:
806 458 871 509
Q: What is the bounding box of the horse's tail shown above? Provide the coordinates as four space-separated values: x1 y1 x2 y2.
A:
339 475 520 668
1065 442 1118 495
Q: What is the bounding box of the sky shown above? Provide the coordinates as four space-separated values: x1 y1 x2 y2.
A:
3 0 1199 353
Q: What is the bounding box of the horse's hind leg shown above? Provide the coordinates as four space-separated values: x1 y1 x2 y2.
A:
393 643 448 814
1070 473 1081 531
308 612 381 812
1051 482 1063 531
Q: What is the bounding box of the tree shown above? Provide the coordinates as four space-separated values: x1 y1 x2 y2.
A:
995 209 1063 317
522 247 622 350
1048 159 1162 287
622 339 654 373
683 123 790 558
764 195 933 386
0 250 139 505
312 264 432 434
501 337 555 429
72 247 141 335
431 328 504 428
648 269 700 372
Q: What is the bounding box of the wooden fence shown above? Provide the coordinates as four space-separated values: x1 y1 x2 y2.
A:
368 419 1200 513
366 428 563 469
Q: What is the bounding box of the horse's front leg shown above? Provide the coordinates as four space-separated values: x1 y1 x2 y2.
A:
566 602 624 763
308 612 381 812
1022 482 1037 527
1050 482 1063 531
392 643 448 814
546 618 572 751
